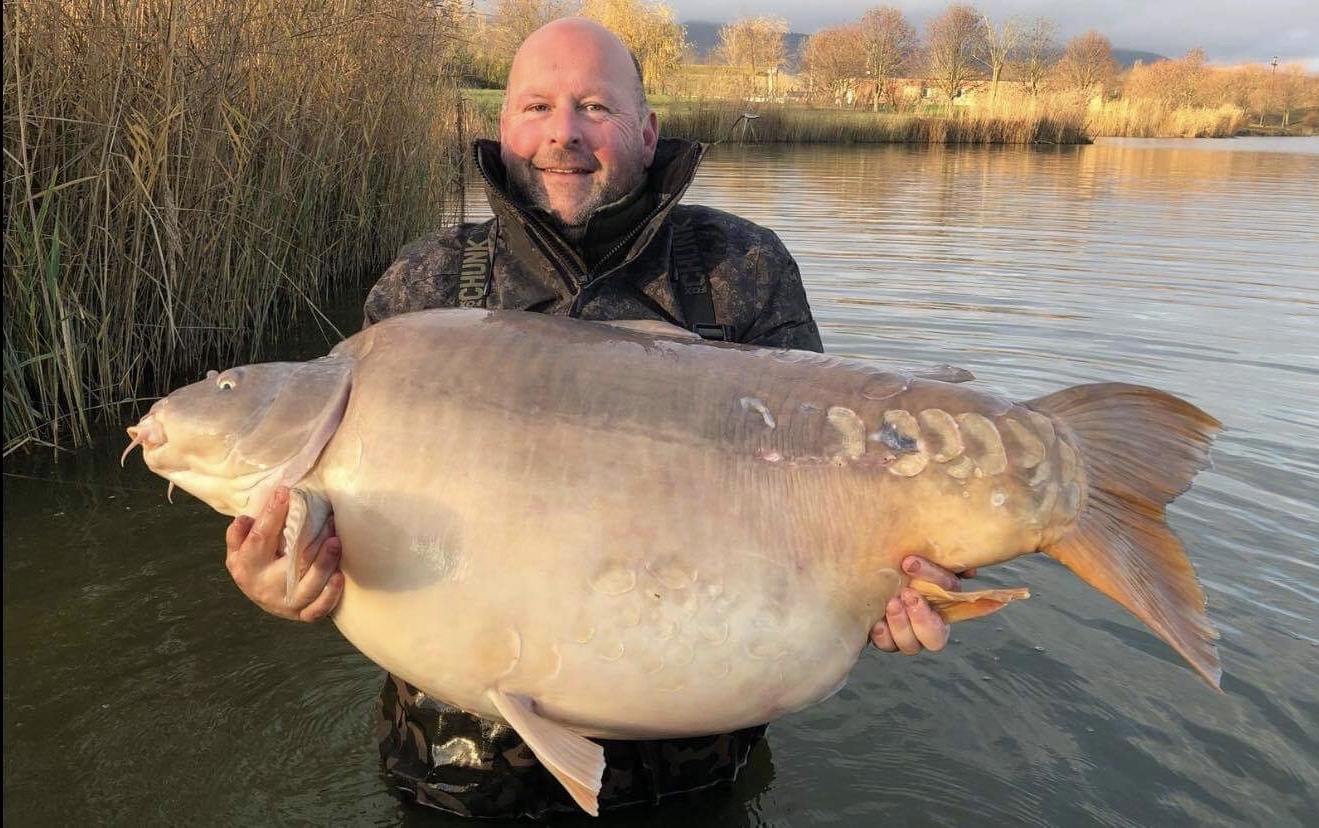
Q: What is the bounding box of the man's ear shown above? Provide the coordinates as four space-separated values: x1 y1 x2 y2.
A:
642 110 659 166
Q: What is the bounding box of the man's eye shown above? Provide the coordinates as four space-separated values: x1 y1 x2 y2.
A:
583 103 608 113
526 103 550 113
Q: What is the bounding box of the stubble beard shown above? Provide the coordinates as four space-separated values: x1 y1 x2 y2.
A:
507 155 646 240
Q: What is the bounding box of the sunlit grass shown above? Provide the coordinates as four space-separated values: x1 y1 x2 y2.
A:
4 0 466 453
1087 98 1249 138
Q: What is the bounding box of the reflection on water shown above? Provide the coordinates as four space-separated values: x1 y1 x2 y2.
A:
6 138 1318 825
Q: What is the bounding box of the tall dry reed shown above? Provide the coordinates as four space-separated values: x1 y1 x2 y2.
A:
656 100 1089 145
1086 97 1248 138
4 0 466 453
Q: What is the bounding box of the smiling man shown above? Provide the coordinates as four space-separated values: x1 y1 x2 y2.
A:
223 17 970 819
499 20 657 237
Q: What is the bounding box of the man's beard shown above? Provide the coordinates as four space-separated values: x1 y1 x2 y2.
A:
506 153 644 240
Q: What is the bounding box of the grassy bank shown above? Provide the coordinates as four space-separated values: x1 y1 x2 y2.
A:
3 0 465 453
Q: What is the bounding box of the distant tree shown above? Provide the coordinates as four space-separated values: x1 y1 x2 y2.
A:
1018 17 1059 97
856 6 917 111
485 0 575 81
1124 49 1211 109
1056 30 1117 94
1276 63 1314 128
802 26 867 105
924 3 986 109
578 0 686 94
717 15 788 91
977 13 1019 102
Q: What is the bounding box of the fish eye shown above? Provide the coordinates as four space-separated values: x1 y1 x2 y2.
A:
218 378 236 390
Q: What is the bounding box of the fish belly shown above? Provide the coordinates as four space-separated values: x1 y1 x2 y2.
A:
321 424 878 738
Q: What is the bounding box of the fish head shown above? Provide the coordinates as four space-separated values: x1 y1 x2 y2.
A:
124 358 352 516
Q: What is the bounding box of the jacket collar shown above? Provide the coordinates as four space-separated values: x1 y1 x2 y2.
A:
472 138 706 280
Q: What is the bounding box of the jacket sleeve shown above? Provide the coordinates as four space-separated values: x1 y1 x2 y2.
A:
362 227 468 327
740 229 824 353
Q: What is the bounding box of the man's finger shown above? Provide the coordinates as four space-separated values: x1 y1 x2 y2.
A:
252 487 290 550
288 536 342 610
298 571 345 623
885 595 922 655
295 517 337 581
225 515 255 554
902 555 961 591
903 589 951 652
871 620 898 652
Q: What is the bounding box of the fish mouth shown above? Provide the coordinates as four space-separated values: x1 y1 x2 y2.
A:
121 412 167 466
123 412 186 502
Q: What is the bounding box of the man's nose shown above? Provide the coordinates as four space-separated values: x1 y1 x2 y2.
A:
548 106 583 146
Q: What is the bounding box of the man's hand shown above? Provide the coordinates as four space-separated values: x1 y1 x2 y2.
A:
224 486 344 622
870 555 976 655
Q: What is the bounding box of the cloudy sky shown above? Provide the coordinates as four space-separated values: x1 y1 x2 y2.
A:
668 0 1319 69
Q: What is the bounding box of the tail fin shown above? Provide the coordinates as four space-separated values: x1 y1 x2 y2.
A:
1029 383 1223 689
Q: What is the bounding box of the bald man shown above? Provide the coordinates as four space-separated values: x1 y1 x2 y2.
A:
224 18 970 818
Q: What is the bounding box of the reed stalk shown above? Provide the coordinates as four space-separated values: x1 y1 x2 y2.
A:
4 0 466 453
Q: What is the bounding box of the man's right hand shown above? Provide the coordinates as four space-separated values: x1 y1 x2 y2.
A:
224 486 344 622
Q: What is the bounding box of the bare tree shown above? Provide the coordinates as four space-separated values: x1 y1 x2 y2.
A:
1123 49 1211 109
485 0 575 78
802 26 867 105
977 13 1019 102
924 3 986 110
1276 63 1314 128
856 6 917 111
579 0 686 94
1056 30 1117 95
1018 17 1058 97
717 15 789 93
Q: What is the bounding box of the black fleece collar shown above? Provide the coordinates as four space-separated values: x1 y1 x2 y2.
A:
472 138 705 279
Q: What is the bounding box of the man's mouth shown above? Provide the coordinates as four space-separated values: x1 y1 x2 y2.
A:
532 155 597 176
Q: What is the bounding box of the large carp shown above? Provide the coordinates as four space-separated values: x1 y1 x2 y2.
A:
124 309 1221 814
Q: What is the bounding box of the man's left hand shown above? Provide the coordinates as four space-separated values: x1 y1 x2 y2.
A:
870 555 977 655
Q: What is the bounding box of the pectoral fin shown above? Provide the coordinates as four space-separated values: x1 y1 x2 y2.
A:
912 580 1031 623
282 488 332 606
487 689 605 816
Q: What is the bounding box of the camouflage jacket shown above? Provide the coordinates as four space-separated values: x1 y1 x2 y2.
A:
364 138 822 351
368 138 821 819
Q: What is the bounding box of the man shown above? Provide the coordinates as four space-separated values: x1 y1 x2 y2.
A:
224 18 970 819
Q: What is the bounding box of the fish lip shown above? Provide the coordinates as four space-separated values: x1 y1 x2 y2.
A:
122 414 168 466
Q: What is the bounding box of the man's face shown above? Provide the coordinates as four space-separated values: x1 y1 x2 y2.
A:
500 23 659 231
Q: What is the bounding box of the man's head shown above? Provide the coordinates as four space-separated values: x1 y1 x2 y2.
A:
500 18 659 236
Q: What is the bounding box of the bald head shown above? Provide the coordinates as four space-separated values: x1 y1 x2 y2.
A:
497 18 659 235
504 18 648 117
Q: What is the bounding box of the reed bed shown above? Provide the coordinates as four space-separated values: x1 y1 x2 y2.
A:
1086 98 1249 138
4 0 465 453
656 100 1089 145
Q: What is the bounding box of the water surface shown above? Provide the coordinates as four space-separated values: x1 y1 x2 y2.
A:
5 137 1317 826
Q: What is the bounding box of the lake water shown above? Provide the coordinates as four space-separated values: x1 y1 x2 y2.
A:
5 137 1317 826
